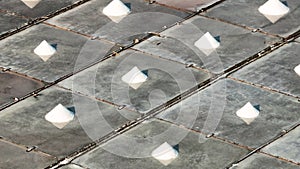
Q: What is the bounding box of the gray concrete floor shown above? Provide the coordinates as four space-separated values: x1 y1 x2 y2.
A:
0 0 299 169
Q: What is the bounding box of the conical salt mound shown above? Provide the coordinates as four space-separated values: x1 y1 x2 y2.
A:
34 40 56 61
258 0 290 23
103 0 131 17
122 66 148 89
151 142 178 166
45 104 74 129
294 64 300 76
236 102 260 125
194 32 220 56
21 0 41 8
